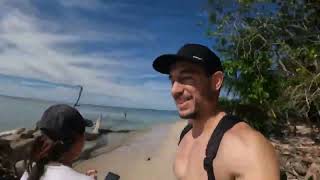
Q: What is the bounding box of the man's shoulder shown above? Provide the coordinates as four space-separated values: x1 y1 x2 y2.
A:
221 121 272 153
217 121 278 170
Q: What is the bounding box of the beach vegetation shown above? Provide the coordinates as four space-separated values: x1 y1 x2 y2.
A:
208 0 320 135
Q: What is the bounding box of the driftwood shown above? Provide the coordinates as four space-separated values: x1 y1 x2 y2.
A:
0 128 26 138
305 163 320 180
84 133 100 141
272 125 320 180
0 128 38 178
85 114 101 141
0 115 133 177
84 115 133 141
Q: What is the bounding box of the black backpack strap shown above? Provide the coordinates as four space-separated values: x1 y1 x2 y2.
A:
203 115 242 180
178 123 193 145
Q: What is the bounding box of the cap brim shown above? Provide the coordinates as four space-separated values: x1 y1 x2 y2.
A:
153 54 201 74
83 119 94 127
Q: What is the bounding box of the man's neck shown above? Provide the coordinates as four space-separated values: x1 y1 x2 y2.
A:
191 111 225 138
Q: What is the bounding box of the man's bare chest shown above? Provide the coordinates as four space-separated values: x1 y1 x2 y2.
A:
175 137 208 180
174 134 233 180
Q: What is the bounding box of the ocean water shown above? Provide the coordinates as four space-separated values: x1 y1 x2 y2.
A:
0 95 179 132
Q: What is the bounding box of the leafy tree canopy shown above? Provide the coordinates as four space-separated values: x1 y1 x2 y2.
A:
208 0 320 132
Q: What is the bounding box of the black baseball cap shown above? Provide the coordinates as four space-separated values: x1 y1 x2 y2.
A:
153 43 223 74
37 104 92 142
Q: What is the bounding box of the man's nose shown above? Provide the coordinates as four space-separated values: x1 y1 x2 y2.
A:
171 81 183 97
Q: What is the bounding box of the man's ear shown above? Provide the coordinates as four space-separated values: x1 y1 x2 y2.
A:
211 71 224 91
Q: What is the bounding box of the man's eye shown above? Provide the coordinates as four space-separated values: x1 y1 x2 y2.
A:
182 76 192 80
180 77 193 83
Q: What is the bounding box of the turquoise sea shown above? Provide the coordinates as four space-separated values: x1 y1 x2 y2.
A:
0 95 179 132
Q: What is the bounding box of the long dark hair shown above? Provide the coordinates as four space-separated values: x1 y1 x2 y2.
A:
25 130 74 180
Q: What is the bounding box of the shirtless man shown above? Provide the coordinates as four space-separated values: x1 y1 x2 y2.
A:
152 44 279 180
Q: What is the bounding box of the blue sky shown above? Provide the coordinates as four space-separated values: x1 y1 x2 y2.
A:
0 0 213 110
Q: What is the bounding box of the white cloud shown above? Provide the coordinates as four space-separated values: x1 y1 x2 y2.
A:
58 0 102 9
57 0 132 11
0 2 174 109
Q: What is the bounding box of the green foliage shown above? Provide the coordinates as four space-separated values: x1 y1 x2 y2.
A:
208 0 320 132
219 98 274 135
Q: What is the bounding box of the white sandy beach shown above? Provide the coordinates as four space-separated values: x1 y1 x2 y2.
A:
75 120 187 180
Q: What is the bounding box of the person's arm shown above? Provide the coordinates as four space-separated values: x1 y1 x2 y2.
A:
239 131 279 180
220 124 280 180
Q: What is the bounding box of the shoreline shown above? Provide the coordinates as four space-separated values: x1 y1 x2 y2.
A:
2 119 320 180
0 119 184 179
74 120 187 180
75 128 151 165
75 122 320 180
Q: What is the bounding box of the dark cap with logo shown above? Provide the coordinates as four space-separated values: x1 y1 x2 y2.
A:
37 104 92 141
153 43 223 74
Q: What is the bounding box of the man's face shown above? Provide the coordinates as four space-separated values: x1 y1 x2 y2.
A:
169 61 216 119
